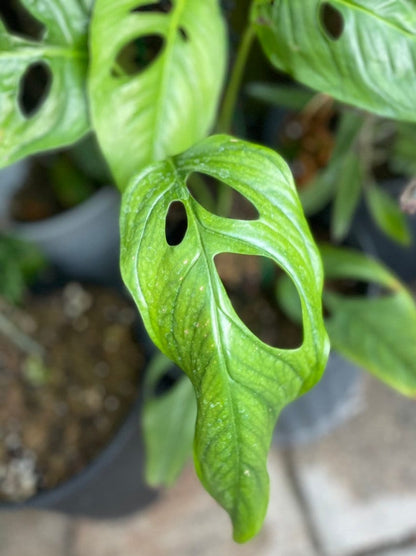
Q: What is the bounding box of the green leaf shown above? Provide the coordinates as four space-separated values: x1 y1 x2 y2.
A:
365 182 411 245
300 110 364 215
89 0 227 188
331 152 362 241
0 0 91 168
143 352 197 487
391 122 416 176
0 234 45 303
321 244 416 397
246 82 314 111
120 135 329 542
252 0 416 121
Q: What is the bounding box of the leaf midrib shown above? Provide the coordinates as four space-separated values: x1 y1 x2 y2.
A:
188 195 243 515
151 0 186 161
333 0 416 40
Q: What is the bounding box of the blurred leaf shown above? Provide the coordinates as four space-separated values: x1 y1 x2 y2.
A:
246 82 314 111
89 0 227 187
321 244 416 397
300 111 364 215
252 0 416 121
143 352 197 487
331 152 362 241
391 122 416 176
276 273 302 324
0 0 91 167
365 182 411 245
0 234 45 303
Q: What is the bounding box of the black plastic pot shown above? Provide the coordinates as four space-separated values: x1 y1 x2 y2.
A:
0 396 157 518
0 161 121 287
274 351 364 446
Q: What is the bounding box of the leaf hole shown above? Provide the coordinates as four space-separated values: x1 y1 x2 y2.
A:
319 2 344 40
0 0 45 40
214 253 303 349
153 365 182 398
165 201 188 246
187 173 259 220
18 62 52 118
131 0 173 13
112 35 164 77
178 27 189 42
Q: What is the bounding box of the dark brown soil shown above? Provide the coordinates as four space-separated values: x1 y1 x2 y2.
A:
0 284 145 503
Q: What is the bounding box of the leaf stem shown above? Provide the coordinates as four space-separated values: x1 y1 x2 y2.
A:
217 24 256 134
0 310 44 358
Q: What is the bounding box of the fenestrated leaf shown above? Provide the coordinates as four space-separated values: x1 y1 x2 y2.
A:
143 352 196 487
120 135 329 542
365 182 411 245
321 244 416 397
89 0 227 188
0 0 92 168
252 0 416 121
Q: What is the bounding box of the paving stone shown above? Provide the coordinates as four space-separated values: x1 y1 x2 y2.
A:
290 375 416 556
0 510 70 556
73 451 316 556
378 548 416 556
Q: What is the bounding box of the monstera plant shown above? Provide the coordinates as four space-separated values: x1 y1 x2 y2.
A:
1 0 416 543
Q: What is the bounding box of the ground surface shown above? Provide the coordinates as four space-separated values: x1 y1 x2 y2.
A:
1 373 416 556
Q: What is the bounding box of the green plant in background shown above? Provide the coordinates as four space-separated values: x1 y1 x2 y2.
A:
1 0 416 542
0 234 49 385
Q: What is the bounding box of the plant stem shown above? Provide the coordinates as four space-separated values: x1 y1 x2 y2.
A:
0 311 44 357
217 24 256 134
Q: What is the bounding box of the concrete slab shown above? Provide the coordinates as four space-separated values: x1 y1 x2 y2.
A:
378 548 416 556
73 452 317 556
290 375 416 556
0 510 70 556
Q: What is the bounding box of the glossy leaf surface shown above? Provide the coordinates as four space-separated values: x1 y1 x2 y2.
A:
321 245 416 396
89 0 226 187
0 0 91 167
120 135 329 541
252 0 416 121
143 352 196 487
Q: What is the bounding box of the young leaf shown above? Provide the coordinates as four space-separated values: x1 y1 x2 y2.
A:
391 122 416 176
300 110 364 216
143 352 197 487
365 182 411 245
246 82 314 111
120 135 329 542
89 0 227 188
321 245 416 397
252 0 416 121
0 0 91 168
331 152 362 241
